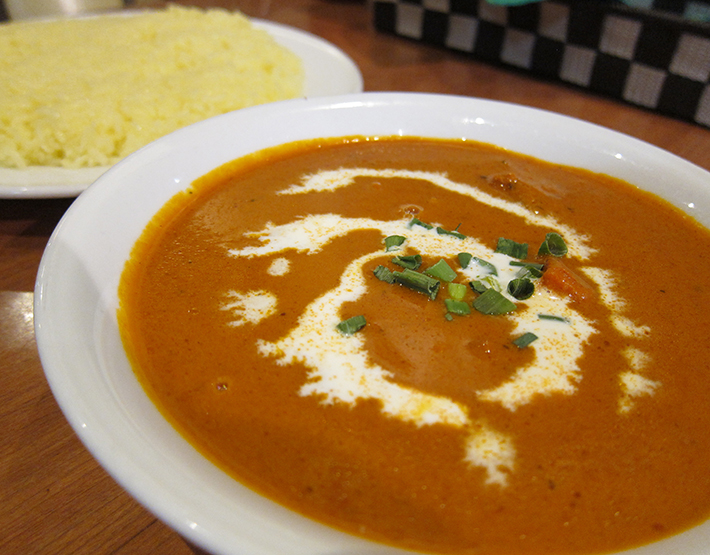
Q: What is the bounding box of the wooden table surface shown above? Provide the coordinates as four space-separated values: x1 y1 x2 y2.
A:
2 1 709 553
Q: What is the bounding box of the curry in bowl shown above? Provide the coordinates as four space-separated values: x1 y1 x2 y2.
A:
117 135 710 555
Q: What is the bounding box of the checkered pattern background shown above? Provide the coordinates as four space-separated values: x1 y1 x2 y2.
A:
373 0 710 128
622 0 710 23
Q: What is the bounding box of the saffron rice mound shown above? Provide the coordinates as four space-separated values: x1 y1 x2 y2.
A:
0 5 304 169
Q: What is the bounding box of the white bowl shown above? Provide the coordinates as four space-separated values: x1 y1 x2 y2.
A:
34 93 710 555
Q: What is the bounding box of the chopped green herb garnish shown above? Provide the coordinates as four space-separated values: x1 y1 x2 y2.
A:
444 312 454 321
510 260 544 271
495 237 528 259
458 252 473 269
384 235 406 252
473 256 498 276
473 289 517 315
448 282 468 300
538 314 569 323
408 217 433 230
507 277 535 300
513 332 538 348
483 275 502 291
515 265 543 279
393 268 440 300
445 298 471 316
375 227 559 324
424 259 458 282
373 265 395 283
469 274 502 294
470 280 487 294
538 232 568 257
337 315 367 335
436 225 467 240
392 254 422 270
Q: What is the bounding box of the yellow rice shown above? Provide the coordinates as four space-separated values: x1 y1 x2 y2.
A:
0 5 304 168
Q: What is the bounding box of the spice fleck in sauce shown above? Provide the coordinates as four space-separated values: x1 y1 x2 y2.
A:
118 137 710 555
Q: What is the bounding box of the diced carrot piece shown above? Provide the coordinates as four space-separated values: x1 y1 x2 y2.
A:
540 257 595 303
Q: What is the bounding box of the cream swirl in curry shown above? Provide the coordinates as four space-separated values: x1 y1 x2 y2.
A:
223 168 654 487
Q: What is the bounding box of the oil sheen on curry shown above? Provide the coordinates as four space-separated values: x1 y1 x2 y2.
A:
118 137 710 555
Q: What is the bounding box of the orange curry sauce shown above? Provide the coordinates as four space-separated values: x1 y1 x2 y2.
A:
118 137 710 555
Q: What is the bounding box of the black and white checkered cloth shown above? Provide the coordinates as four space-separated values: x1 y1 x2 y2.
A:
373 0 710 128
622 0 710 23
